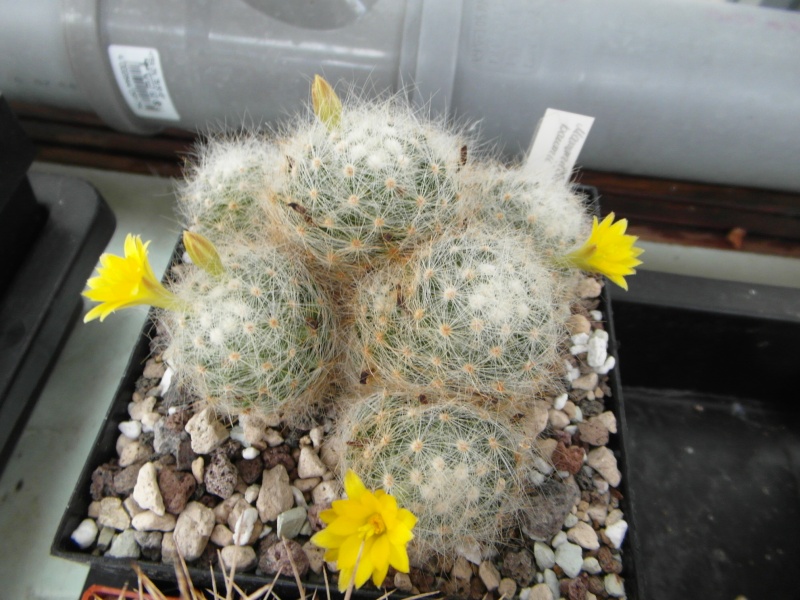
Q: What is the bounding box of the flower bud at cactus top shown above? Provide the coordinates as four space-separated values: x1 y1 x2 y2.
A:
466 164 592 259
275 100 469 275
349 228 569 399
333 390 541 560
161 242 336 422
178 134 280 242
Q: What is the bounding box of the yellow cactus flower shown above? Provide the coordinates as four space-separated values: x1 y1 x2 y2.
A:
564 213 644 290
311 74 342 130
83 234 184 322
183 231 224 277
311 470 417 592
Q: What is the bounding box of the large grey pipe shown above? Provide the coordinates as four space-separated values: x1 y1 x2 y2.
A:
1 0 798 192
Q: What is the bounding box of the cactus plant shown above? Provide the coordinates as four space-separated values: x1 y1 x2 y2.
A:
269 92 470 281
348 226 570 400
178 133 280 243
160 239 337 423
463 164 592 260
331 390 544 561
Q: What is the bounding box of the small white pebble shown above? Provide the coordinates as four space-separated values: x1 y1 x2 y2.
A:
551 530 568 548
242 446 259 460
168 406 178 416
71 518 98 549
118 420 142 440
553 393 568 410
604 519 629 549
590 310 603 321
244 484 260 504
582 556 602 574
587 329 609 368
563 513 579 528
571 333 590 346
604 573 626 597
594 355 616 375
230 426 248 446
140 412 161 433
564 360 581 382
291 486 309 509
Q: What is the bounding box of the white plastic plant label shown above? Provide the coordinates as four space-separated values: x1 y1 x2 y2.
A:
526 108 594 183
108 45 180 121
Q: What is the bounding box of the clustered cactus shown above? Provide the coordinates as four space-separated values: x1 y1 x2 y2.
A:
159 241 336 421
85 76 641 568
267 97 468 283
348 227 570 401
333 390 545 561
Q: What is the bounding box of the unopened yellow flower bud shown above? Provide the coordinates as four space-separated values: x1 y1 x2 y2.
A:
311 74 342 130
183 231 225 277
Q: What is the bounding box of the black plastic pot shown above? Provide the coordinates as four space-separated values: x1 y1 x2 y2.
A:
52 190 643 598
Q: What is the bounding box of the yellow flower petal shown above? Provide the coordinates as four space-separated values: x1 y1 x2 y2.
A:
344 469 368 500
310 528 346 549
370 535 390 587
311 469 417 590
337 566 354 593
562 213 644 290
388 541 410 573
335 535 364 571
83 234 185 322
327 517 369 537
354 537 375 589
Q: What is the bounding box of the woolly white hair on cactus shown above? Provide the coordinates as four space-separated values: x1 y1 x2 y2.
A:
332 390 547 562
160 240 337 424
463 162 593 260
348 226 570 401
269 80 471 283
177 133 282 243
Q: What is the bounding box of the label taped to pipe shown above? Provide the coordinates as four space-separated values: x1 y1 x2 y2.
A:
108 45 180 122
526 109 594 183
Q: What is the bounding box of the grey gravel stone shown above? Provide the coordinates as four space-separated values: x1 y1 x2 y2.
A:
106 529 140 558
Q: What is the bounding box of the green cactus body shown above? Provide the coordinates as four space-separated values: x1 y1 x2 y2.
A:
274 101 468 279
334 390 541 560
161 242 336 422
349 228 569 400
465 164 592 260
178 134 280 242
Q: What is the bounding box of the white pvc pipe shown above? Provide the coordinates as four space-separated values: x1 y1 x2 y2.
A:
1 0 798 192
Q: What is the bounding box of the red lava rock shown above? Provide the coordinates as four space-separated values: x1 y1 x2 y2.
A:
262 445 297 474
234 455 264 485
501 549 535 587
175 438 197 471
598 546 623 574
113 463 143 496
90 464 118 500
565 574 589 600
258 538 309 578
552 441 585 475
410 568 435 593
204 451 238 499
158 467 197 515
587 575 606 595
